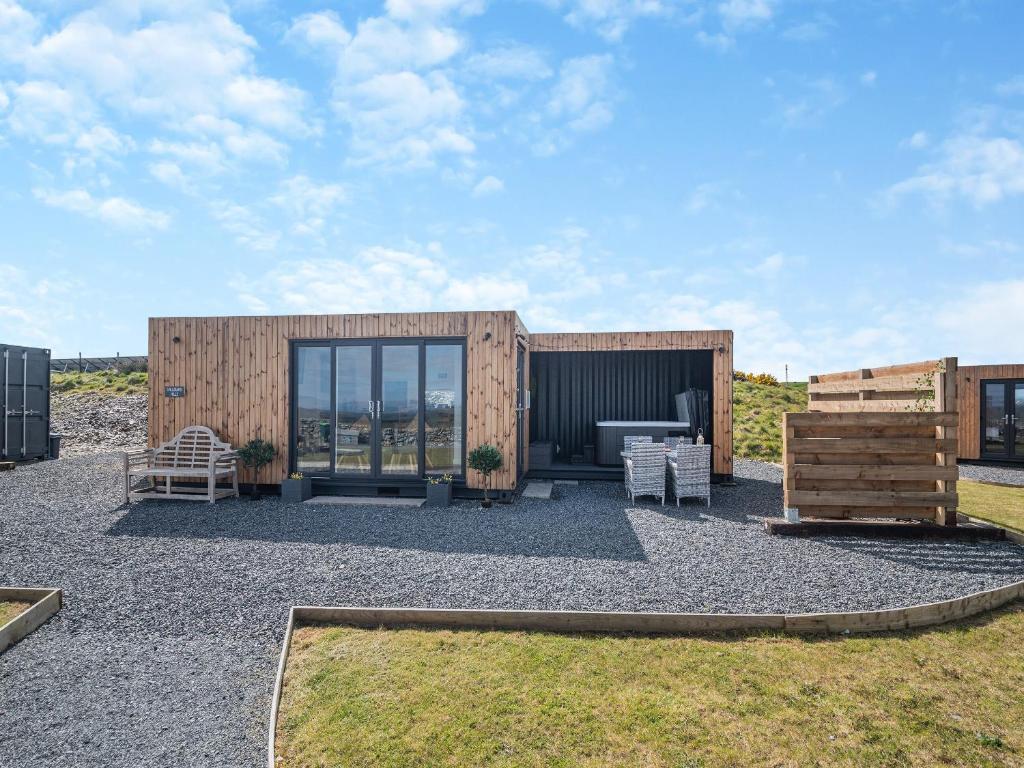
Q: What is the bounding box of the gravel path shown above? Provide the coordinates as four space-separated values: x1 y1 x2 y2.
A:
960 462 1024 487
2 454 1023 766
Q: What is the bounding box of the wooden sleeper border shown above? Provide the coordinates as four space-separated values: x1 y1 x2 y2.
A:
0 587 62 654
267 580 1024 767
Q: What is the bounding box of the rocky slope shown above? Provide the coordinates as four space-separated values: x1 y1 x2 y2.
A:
51 392 148 457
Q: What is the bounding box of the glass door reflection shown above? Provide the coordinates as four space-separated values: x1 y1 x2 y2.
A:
295 346 331 474
380 345 420 475
1015 383 1024 459
336 345 374 474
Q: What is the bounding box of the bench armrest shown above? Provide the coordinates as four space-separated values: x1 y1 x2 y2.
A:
214 451 239 469
125 448 154 468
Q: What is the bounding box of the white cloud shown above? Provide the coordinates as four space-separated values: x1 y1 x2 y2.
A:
935 280 1024 364
781 15 835 42
149 160 192 192
464 44 552 81
547 54 615 133
339 17 463 80
995 75 1024 97
0 263 77 348
885 134 1024 207
747 252 784 277
4 2 313 176
938 237 1019 259
285 11 351 53
471 174 504 197
903 130 929 149
860 70 877 87
223 76 318 137
0 0 38 63
338 70 473 168
775 76 846 128
4 80 89 144
33 187 170 230
695 30 735 51
718 0 773 31
270 175 348 235
560 0 670 42
685 180 741 213
211 201 280 252
385 0 486 21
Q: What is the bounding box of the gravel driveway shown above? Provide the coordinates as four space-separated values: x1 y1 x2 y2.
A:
2 454 1023 767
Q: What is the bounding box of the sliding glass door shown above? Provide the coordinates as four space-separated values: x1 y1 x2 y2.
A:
292 339 465 480
982 379 1024 460
380 344 420 476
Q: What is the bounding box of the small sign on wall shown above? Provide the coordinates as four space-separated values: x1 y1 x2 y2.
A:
165 386 186 398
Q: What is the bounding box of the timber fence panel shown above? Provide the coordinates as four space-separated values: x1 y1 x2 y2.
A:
783 411 959 524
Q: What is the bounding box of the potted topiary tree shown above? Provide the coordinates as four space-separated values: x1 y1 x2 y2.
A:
425 473 454 507
281 471 312 503
238 438 276 500
467 444 503 508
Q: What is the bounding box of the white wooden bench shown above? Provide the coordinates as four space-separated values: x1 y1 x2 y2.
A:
124 426 240 504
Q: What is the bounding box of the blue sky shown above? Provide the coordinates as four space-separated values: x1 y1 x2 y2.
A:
1 0 1022 378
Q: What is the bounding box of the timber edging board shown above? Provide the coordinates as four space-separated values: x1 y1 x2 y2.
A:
0 587 62 654
267 586 1024 767
764 519 1005 540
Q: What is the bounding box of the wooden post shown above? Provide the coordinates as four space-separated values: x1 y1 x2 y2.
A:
934 357 958 526
807 375 819 412
782 412 795 516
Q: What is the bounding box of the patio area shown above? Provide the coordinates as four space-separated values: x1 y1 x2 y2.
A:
2 454 1023 767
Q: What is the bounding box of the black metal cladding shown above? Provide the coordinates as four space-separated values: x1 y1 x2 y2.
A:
1 344 51 461
529 349 713 462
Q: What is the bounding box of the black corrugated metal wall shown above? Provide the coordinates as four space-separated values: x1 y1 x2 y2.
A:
529 349 713 462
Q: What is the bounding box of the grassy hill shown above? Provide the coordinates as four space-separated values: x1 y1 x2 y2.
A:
52 370 149 396
48 371 805 463
733 380 808 462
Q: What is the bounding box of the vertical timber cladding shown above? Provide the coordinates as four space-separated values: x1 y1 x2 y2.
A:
956 364 1024 461
528 331 734 477
148 312 523 491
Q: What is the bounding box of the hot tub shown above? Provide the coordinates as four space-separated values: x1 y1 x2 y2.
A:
595 421 691 466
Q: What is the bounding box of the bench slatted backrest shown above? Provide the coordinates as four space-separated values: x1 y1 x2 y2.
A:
153 427 231 469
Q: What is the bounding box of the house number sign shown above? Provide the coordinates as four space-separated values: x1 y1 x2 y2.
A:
164 386 186 398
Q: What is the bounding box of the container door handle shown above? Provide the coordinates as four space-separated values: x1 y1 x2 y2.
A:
368 400 375 421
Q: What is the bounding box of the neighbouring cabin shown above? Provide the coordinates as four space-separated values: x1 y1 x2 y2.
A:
147 313 733 498
956 364 1024 464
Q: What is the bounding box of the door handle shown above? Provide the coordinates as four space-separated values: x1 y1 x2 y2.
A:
376 400 382 419
368 400 375 420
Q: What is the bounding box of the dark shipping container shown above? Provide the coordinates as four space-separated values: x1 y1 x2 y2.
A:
1 344 51 461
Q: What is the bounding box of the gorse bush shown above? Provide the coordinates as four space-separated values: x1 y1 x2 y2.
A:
733 370 781 386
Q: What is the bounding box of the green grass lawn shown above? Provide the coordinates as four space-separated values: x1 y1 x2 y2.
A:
733 380 808 463
959 480 1024 534
51 370 148 396
0 601 29 626
277 605 1024 768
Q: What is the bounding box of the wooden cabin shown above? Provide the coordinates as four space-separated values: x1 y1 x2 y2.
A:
957 364 1024 464
147 312 733 498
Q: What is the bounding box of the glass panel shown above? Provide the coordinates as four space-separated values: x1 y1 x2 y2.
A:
295 347 331 474
983 382 1006 455
1015 383 1024 457
381 345 419 475
336 346 373 474
425 344 463 475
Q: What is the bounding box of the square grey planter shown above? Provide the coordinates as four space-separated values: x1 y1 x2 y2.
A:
281 477 312 503
425 482 452 507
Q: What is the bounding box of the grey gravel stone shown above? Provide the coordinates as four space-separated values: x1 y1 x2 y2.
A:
959 462 1024 487
50 392 148 457
1 453 1023 767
